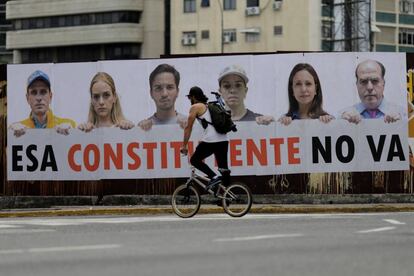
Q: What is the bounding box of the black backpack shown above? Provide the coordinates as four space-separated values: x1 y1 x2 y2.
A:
200 102 237 134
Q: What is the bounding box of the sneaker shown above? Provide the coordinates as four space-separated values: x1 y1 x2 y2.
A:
205 176 221 192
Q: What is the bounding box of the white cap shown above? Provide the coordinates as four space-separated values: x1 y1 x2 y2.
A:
218 64 249 84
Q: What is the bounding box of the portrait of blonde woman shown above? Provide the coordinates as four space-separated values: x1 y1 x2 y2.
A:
78 72 134 132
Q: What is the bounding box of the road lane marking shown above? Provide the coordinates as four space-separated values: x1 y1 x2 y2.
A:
383 219 406 225
357 226 396 234
0 225 21 229
0 229 56 234
214 233 303 242
0 214 362 226
0 213 411 227
0 244 121 255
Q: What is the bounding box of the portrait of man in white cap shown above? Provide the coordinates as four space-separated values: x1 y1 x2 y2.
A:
218 64 274 124
9 70 76 137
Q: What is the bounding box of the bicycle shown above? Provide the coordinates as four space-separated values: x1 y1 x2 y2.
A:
171 167 253 218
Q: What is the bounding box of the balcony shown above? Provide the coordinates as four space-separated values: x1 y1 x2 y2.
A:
7 23 143 49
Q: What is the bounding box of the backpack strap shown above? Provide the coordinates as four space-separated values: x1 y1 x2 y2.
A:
196 103 212 129
196 117 210 129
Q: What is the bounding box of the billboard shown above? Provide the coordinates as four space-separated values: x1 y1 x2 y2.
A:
7 52 409 180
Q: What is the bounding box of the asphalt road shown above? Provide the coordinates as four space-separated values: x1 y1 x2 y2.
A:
0 212 413 276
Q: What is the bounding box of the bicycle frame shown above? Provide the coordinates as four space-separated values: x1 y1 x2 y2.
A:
184 167 226 198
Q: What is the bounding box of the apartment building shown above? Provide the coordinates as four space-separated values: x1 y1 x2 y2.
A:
0 0 12 63
6 0 165 63
376 0 414 52
170 0 322 54
172 0 414 54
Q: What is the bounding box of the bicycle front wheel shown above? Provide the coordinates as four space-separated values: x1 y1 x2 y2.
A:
222 183 252 217
171 184 201 218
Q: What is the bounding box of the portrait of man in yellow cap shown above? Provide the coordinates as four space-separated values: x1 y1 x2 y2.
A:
9 70 76 137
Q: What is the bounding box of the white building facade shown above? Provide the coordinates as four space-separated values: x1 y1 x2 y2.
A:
6 0 165 63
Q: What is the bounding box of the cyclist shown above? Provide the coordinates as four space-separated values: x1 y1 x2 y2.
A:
180 86 230 192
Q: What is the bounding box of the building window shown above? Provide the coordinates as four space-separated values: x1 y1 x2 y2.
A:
58 17 65 27
95 14 103 24
0 33 6 45
223 0 236 10
73 15 81 25
43 18 51 28
21 43 141 63
182 31 197 45
400 0 414 14
105 44 141 60
57 45 101 62
13 20 21 30
21 48 54 63
103 13 112 23
184 0 196 13
321 20 332 38
21 19 29 29
245 32 260 42
35 18 44 28
201 0 210 7
247 0 259 7
80 14 89 25
223 29 237 43
273 25 283 35
201 30 210 39
321 0 333 17
399 28 414 45
13 11 142 30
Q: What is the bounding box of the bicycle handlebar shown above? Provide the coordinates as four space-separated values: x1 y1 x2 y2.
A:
210 91 226 107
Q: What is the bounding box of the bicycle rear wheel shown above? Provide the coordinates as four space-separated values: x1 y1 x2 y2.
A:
171 184 201 218
222 183 252 217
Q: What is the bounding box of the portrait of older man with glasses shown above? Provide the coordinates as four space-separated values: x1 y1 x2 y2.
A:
340 59 406 124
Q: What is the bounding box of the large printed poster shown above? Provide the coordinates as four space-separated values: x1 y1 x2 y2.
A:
7 53 409 180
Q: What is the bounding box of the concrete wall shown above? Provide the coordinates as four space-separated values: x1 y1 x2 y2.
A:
141 0 164 58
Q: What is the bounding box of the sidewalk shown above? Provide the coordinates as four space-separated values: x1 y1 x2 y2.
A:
0 194 414 218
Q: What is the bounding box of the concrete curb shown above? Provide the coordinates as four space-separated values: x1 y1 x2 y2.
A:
1 204 414 218
1 194 414 209
0 196 99 209
1 194 414 218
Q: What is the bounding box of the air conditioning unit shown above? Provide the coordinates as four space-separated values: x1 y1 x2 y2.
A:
188 37 196 45
273 1 282 10
245 6 260 16
223 35 231 44
182 37 196 46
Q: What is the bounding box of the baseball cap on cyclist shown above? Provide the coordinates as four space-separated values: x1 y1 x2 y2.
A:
218 64 249 85
186 86 208 102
